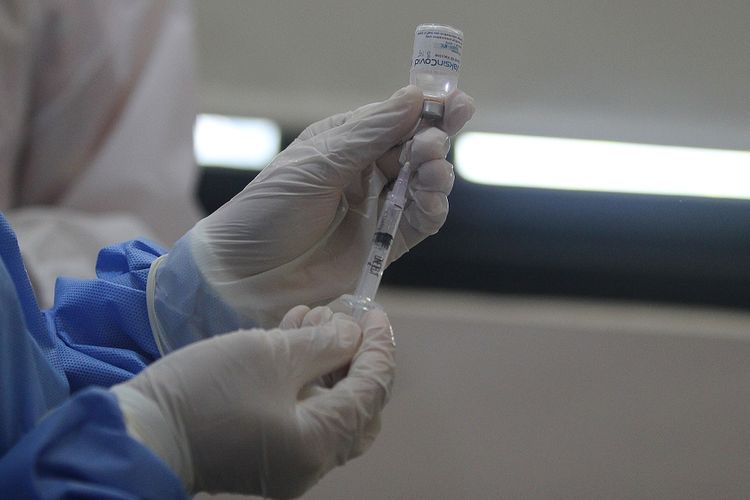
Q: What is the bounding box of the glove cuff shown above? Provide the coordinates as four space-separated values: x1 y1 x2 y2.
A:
111 384 194 493
146 254 169 355
146 232 256 353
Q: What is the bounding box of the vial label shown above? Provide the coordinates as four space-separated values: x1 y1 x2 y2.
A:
411 26 463 74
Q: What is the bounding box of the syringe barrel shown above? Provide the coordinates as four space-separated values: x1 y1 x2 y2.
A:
353 201 404 300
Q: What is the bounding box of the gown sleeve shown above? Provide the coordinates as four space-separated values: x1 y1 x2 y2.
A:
0 388 187 499
0 214 185 497
21 228 169 389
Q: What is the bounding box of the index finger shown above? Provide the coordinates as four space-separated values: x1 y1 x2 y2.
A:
291 111 351 145
441 89 476 136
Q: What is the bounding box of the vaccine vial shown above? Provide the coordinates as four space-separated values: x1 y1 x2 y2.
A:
410 23 464 119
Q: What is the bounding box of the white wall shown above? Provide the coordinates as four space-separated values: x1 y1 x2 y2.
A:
192 1 750 150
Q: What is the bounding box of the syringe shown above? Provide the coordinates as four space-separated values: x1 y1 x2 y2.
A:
341 121 427 318
342 23 463 319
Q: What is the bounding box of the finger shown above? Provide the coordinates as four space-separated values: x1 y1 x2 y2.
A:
404 190 449 234
440 90 476 136
298 309 395 462
298 381 328 400
303 86 423 180
301 306 334 327
376 127 451 182
410 127 451 166
354 308 396 371
349 413 382 459
375 144 404 181
319 310 383 387
280 305 311 329
411 159 455 195
290 315 363 384
292 111 350 144
396 191 448 254
387 189 450 263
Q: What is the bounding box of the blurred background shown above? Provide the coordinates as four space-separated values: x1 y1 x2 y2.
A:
193 0 750 308
193 1 750 498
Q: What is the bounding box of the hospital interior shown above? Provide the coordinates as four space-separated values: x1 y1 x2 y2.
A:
4 0 750 499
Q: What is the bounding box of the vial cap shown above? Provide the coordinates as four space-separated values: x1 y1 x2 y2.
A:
422 100 444 120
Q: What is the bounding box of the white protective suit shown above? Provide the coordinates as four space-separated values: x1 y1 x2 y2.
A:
0 0 202 307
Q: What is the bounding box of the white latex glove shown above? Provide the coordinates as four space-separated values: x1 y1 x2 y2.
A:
112 306 395 498
148 86 474 351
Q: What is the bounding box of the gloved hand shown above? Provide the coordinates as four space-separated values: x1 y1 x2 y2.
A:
112 305 395 498
148 86 475 352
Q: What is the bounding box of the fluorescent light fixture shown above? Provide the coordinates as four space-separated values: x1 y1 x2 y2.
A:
194 114 280 170
454 132 750 200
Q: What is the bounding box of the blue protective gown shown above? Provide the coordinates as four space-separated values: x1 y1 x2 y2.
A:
0 213 187 498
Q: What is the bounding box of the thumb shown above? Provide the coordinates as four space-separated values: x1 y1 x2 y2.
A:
289 314 363 384
301 86 423 182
